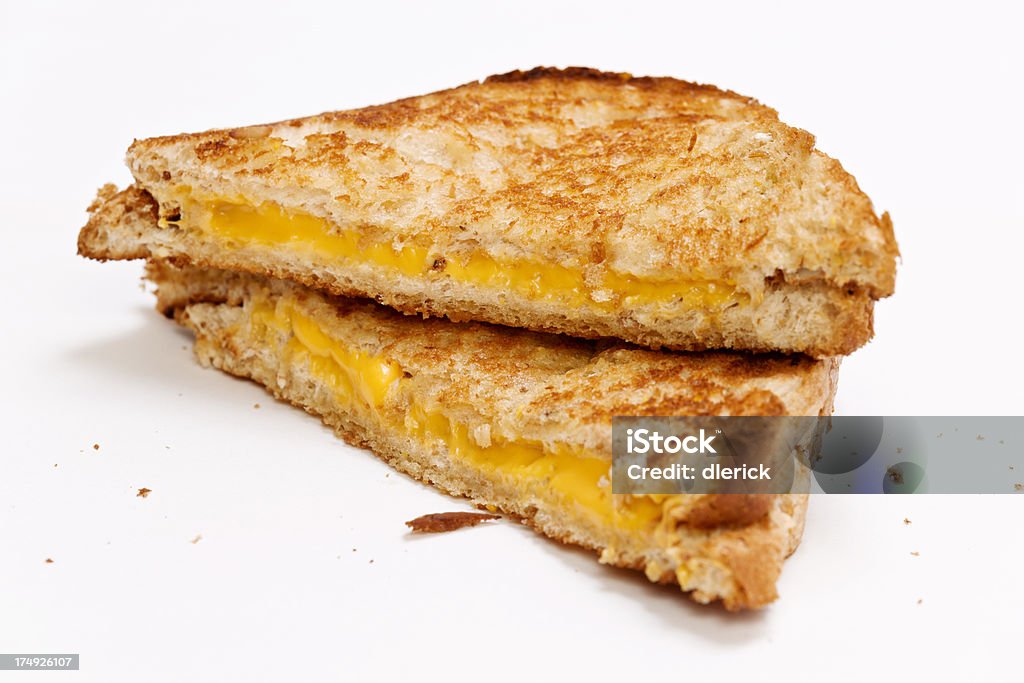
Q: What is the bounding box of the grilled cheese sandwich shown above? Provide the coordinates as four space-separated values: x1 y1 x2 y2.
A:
78 67 898 356
145 261 839 610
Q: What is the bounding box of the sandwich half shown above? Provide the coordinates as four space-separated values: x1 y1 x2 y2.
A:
78 67 897 357
144 261 839 610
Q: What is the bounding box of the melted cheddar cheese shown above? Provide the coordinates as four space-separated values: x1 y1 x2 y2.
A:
169 195 743 311
249 297 663 531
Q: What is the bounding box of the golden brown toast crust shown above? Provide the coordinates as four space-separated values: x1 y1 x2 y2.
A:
77 183 155 260
150 262 826 609
124 66 897 298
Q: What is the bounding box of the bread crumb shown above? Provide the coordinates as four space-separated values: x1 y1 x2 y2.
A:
917 598 923 605
910 551 920 556
54 464 58 468
896 447 903 454
1014 483 1023 492
253 403 260 409
406 511 501 533
369 559 374 564
903 518 912 525
977 434 985 441
44 558 53 564
92 443 100 451
190 534 202 544
137 488 152 498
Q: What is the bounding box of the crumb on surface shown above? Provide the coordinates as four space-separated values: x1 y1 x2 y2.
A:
917 598 923 605
92 443 100 451
1015 483 1023 492
406 511 501 533
44 558 53 564
886 466 904 485
910 551 920 556
254 403 260 409
903 518 912 525
190 534 202 544
137 488 152 498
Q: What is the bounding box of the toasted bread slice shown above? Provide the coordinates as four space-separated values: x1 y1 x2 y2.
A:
78 67 897 357
145 261 839 609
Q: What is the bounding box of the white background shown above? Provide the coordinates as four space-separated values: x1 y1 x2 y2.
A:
2 1 1023 681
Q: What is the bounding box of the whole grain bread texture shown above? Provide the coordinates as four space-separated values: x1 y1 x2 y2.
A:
79 67 897 357
147 261 839 609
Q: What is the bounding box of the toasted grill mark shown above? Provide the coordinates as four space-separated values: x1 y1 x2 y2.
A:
482 67 731 99
405 511 501 533
485 66 634 85
194 138 232 160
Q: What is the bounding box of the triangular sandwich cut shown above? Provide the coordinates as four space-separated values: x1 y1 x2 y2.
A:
79 67 897 357
144 260 838 610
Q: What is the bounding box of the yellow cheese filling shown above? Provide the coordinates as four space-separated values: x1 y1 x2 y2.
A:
249 297 663 531
170 196 743 311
